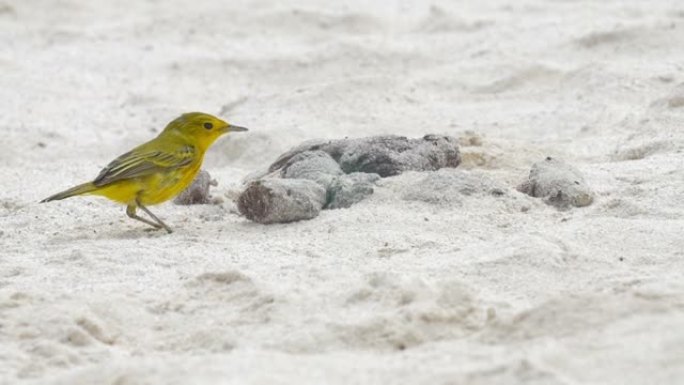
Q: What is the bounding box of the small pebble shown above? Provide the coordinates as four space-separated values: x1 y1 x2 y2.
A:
174 170 217 205
517 157 594 209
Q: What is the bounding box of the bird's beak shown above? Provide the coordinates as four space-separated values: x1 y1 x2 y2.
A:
228 124 249 133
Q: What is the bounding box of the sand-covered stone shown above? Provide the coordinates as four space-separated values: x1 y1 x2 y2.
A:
268 134 461 177
173 170 217 205
237 178 326 224
326 172 380 209
401 169 507 205
280 150 343 188
517 157 594 208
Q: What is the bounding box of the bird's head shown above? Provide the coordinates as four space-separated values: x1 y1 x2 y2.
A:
163 112 248 150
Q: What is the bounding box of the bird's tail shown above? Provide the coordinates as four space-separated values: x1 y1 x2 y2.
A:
40 182 97 203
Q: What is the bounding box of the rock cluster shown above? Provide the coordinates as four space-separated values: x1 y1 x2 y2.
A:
238 135 461 223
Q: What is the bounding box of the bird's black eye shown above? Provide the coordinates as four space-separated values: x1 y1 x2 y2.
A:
203 122 213 130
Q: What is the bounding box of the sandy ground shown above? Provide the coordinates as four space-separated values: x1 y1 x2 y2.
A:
2 0 684 384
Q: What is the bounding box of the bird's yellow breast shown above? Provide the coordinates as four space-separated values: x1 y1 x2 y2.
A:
91 160 202 206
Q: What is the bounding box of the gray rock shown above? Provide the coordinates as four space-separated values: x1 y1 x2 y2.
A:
267 139 345 173
517 157 594 209
281 150 343 188
327 172 380 209
237 178 326 224
174 170 217 205
268 135 461 177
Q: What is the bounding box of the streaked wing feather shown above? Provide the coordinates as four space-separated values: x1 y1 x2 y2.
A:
93 145 195 186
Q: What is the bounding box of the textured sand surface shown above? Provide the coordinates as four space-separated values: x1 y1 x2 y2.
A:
1 0 684 384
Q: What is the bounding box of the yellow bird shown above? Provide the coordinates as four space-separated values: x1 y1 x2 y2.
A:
41 112 248 233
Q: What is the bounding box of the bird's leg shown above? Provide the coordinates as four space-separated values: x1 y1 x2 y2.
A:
126 204 162 230
134 199 173 234
126 205 166 232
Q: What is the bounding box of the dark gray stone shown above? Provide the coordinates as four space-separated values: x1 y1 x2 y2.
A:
174 170 217 205
268 135 461 177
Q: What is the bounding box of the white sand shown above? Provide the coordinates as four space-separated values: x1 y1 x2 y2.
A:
2 0 684 384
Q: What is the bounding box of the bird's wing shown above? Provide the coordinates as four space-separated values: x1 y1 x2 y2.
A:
93 144 196 186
